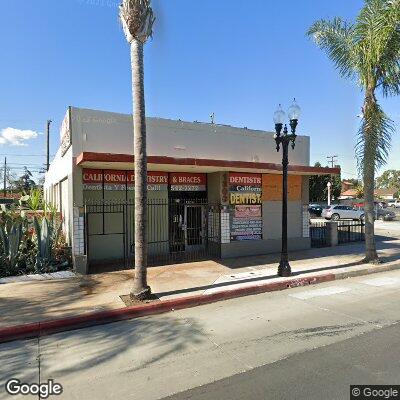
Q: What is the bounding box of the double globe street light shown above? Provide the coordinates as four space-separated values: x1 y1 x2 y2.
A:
273 99 301 277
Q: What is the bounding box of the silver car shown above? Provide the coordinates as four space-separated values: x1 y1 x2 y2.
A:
322 205 365 221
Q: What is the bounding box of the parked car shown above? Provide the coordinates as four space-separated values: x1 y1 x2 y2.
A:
388 199 400 208
322 205 365 221
376 208 396 221
308 203 323 217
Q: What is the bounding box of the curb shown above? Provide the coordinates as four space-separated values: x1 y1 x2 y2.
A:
1 262 399 344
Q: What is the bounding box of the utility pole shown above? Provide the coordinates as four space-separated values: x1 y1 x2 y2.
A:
327 155 338 168
46 119 52 171
3 157 6 197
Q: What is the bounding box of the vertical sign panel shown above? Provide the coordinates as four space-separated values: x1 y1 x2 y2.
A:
229 173 262 241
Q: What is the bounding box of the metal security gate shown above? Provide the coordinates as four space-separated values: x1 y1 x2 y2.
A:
84 199 221 272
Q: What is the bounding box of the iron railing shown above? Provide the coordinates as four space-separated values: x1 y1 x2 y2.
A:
338 220 365 244
309 221 329 248
84 199 222 271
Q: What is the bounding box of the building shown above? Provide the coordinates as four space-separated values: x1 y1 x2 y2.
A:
44 107 339 274
374 188 398 201
339 189 358 200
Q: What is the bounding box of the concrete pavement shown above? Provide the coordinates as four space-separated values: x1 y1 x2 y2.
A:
1 268 400 400
1 223 400 329
165 322 400 400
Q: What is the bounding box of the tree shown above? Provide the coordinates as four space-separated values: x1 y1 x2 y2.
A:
308 0 400 263
375 169 400 196
356 185 364 199
309 162 341 202
15 167 36 192
119 0 155 300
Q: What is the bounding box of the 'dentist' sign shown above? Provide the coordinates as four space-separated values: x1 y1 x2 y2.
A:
229 173 262 205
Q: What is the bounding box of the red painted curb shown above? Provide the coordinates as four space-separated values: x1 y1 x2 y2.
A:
0 272 336 344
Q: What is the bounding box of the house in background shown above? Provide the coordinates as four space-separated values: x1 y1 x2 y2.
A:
341 180 355 193
374 188 398 201
339 189 358 200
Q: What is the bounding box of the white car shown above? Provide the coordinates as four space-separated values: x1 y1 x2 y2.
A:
388 200 400 208
322 205 365 221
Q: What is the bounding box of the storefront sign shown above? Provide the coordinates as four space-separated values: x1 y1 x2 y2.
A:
82 169 103 191
230 192 262 205
127 171 168 191
229 173 262 204
229 173 263 241
230 205 262 241
234 205 262 218
82 170 169 191
229 172 262 187
104 170 126 191
170 173 207 192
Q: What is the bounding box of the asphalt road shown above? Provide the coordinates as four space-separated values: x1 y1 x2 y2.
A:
1 268 400 400
165 322 400 400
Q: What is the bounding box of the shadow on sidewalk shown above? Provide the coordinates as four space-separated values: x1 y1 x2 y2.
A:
0 313 206 382
42 314 205 376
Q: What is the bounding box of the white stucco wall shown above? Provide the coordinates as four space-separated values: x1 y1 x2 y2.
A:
69 107 310 166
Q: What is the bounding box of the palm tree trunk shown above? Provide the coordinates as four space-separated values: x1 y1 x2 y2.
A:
362 89 379 263
130 38 151 299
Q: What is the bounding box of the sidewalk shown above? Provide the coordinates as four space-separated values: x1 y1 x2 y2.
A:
1 235 400 330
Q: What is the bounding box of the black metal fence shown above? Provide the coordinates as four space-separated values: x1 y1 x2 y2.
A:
310 221 328 248
84 199 221 271
310 220 365 247
338 220 365 244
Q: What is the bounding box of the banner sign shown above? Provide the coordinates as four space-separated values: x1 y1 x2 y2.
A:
82 169 169 191
229 173 263 240
82 169 103 191
170 173 207 192
234 205 262 218
230 192 262 205
229 173 262 205
104 170 126 191
229 172 262 187
127 171 168 191
230 205 262 241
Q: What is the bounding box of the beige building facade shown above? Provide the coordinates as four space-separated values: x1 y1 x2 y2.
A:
44 107 339 274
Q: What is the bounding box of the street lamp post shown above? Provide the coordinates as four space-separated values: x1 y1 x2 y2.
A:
273 99 301 277
327 181 332 206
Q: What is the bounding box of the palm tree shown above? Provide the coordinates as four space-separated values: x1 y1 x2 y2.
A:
119 0 155 299
307 0 400 263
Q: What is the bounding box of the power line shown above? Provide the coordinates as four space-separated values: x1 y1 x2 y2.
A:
327 155 338 168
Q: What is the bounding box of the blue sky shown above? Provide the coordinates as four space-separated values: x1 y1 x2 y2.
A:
0 0 399 181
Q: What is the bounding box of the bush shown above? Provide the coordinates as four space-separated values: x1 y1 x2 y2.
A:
0 210 72 278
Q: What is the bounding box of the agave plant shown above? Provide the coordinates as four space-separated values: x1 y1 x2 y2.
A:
0 221 23 271
33 215 62 271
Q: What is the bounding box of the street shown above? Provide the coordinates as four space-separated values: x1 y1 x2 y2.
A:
1 267 400 400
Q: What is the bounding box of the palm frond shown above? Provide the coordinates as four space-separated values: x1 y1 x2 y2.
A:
307 17 357 80
355 0 400 90
376 0 400 96
355 101 395 172
119 0 156 43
